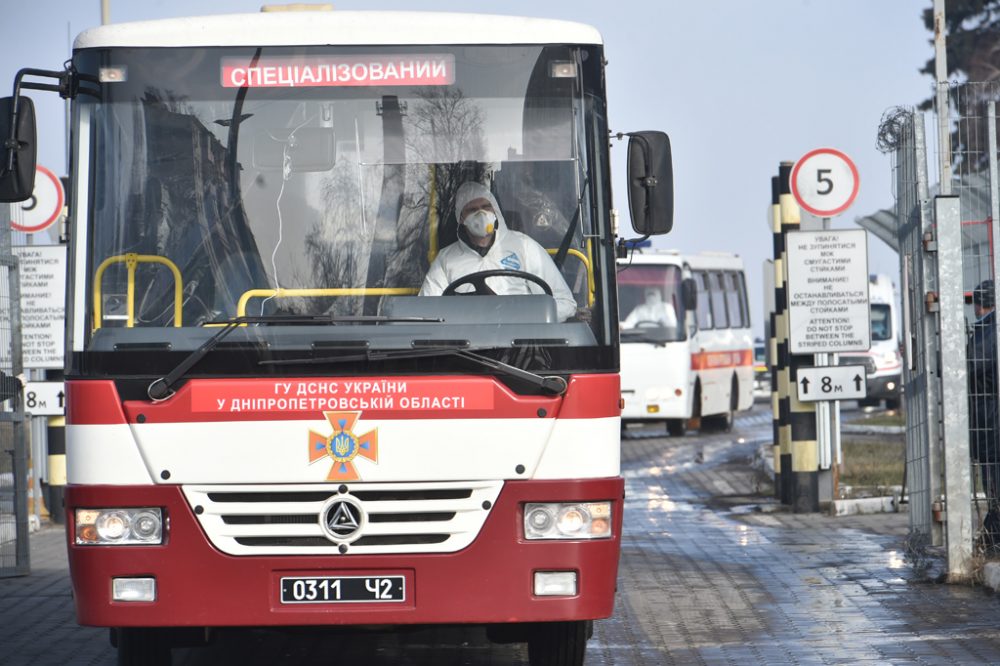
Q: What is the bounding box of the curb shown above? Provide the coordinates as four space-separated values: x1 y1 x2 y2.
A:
829 496 899 516
840 424 905 436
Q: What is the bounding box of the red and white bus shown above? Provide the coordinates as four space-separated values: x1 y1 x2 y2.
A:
0 8 673 665
618 250 753 435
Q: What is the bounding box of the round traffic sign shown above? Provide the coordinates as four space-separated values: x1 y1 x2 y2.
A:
10 165 64 233
790 148 859 218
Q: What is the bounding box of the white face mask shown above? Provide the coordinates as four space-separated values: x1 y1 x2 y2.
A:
463 209 497 238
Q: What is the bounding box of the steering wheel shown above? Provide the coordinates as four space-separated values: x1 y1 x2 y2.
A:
442 270 553 296
633 320 663 328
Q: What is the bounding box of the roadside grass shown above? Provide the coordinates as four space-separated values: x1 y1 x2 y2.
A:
840 438 905 488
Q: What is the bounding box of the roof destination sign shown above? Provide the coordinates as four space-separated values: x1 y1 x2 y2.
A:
786 229 870 354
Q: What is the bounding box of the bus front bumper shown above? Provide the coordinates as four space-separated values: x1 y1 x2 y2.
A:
65 478 622 628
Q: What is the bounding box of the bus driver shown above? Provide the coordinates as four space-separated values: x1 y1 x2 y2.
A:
622 287 677 329
419 181 578 322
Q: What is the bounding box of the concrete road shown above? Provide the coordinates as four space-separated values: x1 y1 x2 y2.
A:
3 404 1000 664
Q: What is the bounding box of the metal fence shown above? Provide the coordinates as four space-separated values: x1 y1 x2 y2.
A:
880 108 940 547
0 202 27 578
881 83 1000 573
949 82 1000 554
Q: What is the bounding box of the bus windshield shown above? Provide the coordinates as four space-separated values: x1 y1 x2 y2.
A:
71 44 614 374
870 303 892 341
617 263 685 343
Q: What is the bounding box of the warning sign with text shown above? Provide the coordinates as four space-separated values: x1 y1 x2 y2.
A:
0 245 67 369
786 229 870 354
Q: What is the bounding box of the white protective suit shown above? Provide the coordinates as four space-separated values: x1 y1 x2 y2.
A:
622 288 677 329
420 182 578 322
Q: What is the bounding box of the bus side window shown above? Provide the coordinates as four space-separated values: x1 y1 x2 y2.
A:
711 272 729 329
696 272 712 330
725 272 745 329
737 272 750 328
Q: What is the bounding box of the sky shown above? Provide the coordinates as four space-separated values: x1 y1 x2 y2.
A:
0 0 935 336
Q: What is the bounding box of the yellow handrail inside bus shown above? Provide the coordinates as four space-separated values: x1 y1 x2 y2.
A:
93 253 183 331
546 248 594 306
237 287 419 317
428 165 438 264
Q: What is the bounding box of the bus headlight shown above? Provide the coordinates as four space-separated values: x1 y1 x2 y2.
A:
76 508 163 545
880 350 901 367
523 502 612 540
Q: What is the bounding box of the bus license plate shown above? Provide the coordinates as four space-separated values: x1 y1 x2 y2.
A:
280 575 405 604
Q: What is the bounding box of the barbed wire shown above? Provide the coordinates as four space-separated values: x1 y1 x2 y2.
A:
876 107 913 154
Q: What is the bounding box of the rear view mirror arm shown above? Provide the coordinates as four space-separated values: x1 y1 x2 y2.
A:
4 66 92 177
616 235 649 259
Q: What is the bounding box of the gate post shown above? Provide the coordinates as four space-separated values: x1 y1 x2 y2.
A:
770 175 787 501
936 195 973 579
778 163 820 513
772 171 794 504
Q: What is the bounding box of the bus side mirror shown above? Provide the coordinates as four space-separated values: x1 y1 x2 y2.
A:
681 277 697 311
0 96 37 203
626 131 673 236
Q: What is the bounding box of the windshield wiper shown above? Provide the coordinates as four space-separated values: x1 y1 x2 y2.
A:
260 344 568 396
145 314 441 401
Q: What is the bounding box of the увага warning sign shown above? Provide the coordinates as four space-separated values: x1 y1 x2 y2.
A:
786 229 870 355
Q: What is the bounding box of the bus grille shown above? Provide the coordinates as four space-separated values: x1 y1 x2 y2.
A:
182 481 503 556
838 355 877 375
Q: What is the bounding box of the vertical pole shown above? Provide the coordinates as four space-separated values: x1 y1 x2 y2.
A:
3 203 29 574
65 22 71 175
934 0 952 196
815 216 838 506
771 174 789 502
936 195 973 579
914 114 944 547
988 102 1000 299
100 0 110 25
780 163 820 513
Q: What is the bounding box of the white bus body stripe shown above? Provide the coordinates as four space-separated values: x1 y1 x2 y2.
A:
533 417 620 478
67 424 154 484
66 417 619 485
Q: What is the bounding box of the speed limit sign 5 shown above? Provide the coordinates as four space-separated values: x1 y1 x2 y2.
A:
790 148 859 217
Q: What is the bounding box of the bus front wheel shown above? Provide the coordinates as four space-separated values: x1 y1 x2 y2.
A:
116 628 171 666
667 419 686 437
527 620 590 666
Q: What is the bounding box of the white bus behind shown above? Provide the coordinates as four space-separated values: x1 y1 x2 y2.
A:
619 251 754 435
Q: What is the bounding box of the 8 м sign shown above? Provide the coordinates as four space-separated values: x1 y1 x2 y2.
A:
796 365 867 402
791 148 859 218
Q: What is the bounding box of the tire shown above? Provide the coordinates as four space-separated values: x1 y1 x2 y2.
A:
117 628 171 666
667 419 686 437
688 382 703 432
527 621 589 666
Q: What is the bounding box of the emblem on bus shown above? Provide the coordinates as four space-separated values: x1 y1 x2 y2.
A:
319 496 366 543
308 411 379 482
